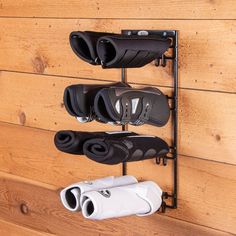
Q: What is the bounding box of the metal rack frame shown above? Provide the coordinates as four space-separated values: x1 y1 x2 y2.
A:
121 30 178 212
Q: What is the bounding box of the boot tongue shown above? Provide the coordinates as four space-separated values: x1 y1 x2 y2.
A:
130 97 143 121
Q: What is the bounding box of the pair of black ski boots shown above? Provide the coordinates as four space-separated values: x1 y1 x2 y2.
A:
70 31 171 68
64 82 170 127
54 130 169 165
54 30 171 165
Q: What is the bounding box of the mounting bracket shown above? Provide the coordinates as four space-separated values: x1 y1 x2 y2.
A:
121 30 178 212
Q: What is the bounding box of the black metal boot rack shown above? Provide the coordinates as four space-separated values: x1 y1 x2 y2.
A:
121 30 178 212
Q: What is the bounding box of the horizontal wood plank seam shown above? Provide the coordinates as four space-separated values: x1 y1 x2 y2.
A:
0 70 116 84
1 70 235 95
0 16 236 20
159 214 236 236
129 82 236 95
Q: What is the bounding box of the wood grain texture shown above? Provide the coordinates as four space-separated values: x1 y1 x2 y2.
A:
0 171 233 236
0 123 236 233
0 72 235 164
0 71 120 132
126 156 236 234
0 19 236 92
0 122 121 187
0 0 235 19
129 84 236 164
0 219 54 236
0 1 235 235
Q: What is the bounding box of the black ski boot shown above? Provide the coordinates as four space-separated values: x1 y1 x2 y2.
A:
70 31 171 68
83 133 169 165
94 87 170 126
54 130 136 155
54 130 169 165
96 34 171 68
63 82 130 123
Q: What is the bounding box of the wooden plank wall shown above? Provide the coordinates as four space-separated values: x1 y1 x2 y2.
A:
0 1 235 235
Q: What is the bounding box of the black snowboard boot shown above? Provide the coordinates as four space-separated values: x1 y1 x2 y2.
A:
63 82 130 123
94 86 170 126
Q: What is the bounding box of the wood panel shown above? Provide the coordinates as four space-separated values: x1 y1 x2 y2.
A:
0 71 120 132
0 2 235 235
126 155 236 234
0 72 235 164
129 84 236 164
0 123 235 233
0 122 121 187
0 19 236 92
0 219 53 236
0 171 233 236
0 0 235 19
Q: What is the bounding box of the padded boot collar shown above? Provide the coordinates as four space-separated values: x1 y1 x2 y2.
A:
63 82 130 123
70 31 117 65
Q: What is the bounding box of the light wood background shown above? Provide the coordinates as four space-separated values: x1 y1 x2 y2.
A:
0 1 235 235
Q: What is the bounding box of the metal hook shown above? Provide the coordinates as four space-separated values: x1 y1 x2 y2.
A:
156 156 168 166
155 54 167 67
160 201 166 213
161 54 167 67
163 157 168 166
156 156 161 165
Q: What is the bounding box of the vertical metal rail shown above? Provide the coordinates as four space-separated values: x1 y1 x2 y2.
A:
121 67 127 175
171 31 178 209
121 29 129 176
158 30 178 211
160 30 178 210
120 30 178 211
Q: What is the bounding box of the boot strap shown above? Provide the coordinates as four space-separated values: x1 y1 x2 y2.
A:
120 97 151 125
